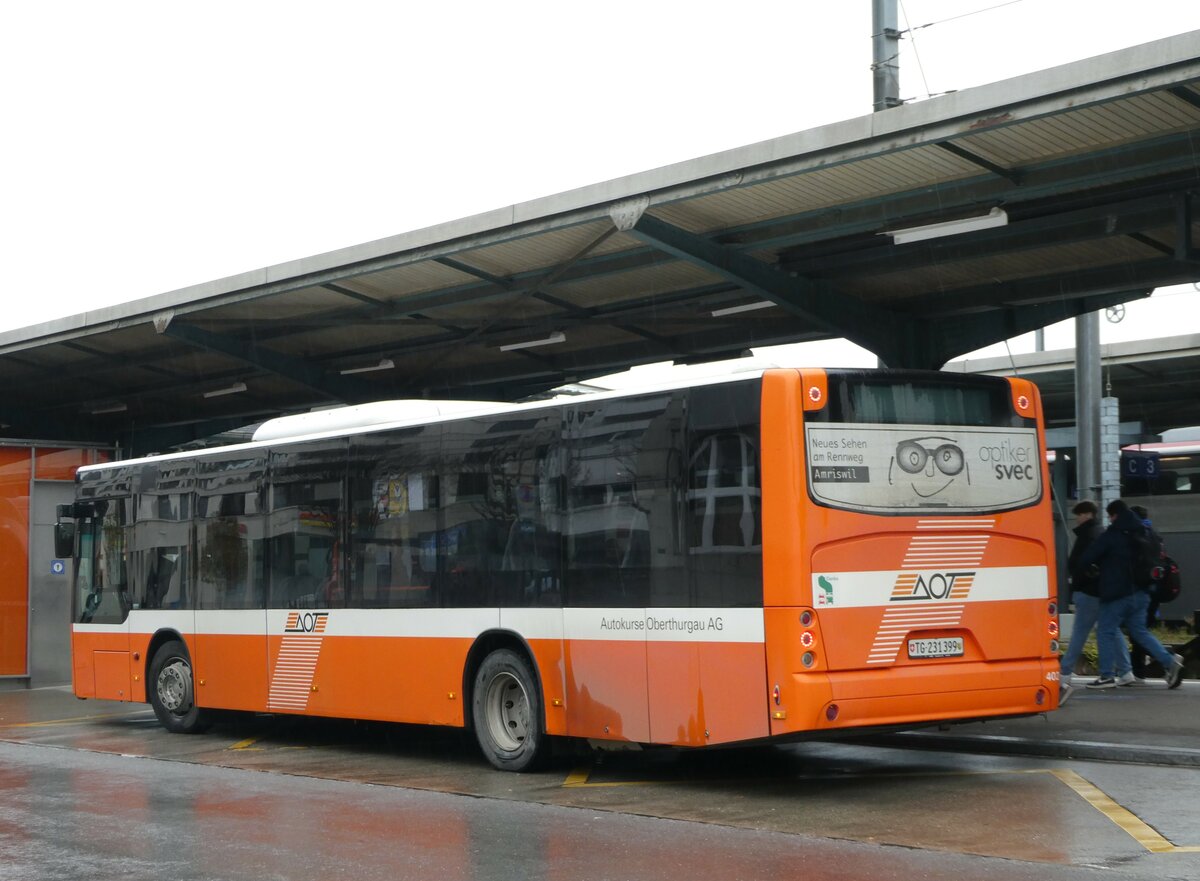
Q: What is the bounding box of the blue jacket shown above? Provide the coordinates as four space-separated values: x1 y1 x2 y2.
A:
1077 507 1144 601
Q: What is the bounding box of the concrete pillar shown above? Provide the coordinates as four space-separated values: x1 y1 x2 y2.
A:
872 0 901 112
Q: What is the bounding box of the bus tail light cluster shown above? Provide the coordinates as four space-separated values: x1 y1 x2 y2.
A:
1048 601 1060 653
800 609 820 669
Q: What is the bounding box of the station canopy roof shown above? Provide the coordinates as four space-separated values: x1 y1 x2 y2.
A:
944 332 1200 436
3 32 1200 455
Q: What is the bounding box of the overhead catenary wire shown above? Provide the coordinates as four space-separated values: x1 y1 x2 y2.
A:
872 0 1029 100
872 0 1027 37
898 0 934 101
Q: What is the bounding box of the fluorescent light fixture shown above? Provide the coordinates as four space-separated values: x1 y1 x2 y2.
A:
339 358 395 375
885 207 1008 245
711 300 775 318
499 332 566 352
89 402 128 415
203 381 248 399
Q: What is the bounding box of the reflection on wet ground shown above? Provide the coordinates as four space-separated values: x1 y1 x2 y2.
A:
2 688 1199 871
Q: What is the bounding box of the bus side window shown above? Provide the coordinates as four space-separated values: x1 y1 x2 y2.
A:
131 477 193 612
79 497 133 625
268 440 348 610
348 426 440 609
195 455 266 611
565 393 684 608
686 384 763 609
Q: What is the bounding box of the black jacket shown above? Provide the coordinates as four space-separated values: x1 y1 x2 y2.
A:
1077 507 1145 602
1067 517 1104 597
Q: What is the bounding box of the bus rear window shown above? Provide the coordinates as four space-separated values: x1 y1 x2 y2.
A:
819 373 1026 428
805 374 1041 515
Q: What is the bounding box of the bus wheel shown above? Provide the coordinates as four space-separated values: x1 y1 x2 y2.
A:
148 640 211 734
472 649 546 772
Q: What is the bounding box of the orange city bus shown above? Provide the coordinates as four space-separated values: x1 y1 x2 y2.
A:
55 368 1060 771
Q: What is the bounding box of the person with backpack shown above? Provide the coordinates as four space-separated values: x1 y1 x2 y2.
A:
1057 501 1107 704
1128 505 1164 679
1078 499 1185 690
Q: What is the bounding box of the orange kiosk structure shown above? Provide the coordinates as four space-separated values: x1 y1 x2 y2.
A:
0 444 107 690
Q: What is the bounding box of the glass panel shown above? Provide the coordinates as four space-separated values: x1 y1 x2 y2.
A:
130 460 194 612
687 382 763 607
439 413 563 607
348 426 441 608
818 372 1024 428
268 440 347 609
805 422 1041 515
567 392 685 608
77 498 131 625
196 455 267 610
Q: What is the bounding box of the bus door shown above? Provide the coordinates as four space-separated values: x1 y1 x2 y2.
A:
562 400 651 742
652 384 763 748
72 496 134 701
193 454 268 712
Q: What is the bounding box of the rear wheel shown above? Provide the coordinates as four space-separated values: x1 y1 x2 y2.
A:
472 649 547 771
148 640 211 734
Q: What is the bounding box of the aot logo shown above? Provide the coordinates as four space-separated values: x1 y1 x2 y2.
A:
890 571 974 602
284 611 329 634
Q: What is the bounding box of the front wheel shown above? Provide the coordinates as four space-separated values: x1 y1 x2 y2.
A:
472 649 547 772
148 640 211 734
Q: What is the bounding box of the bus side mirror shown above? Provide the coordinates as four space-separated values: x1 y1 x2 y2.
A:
54 522 76 559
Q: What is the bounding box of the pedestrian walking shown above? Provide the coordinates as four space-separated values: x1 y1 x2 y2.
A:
1058 501 1105 705
1078 499 1185 690
1127 504 1164 680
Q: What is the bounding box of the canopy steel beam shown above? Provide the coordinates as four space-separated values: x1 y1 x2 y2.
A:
906 257 1200 315
923 289 1152 366
936 141 1022 184
779 191 1182 277
160 322 376 403
620 211 932 365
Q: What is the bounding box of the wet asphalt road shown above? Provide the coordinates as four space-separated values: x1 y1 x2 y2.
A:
0 739 1191 881
3 687 1200 880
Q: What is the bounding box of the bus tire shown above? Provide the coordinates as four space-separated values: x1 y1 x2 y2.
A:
148 640 211 734
472 648 547 772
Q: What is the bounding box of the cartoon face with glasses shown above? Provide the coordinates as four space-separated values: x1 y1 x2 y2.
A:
889 436 970 499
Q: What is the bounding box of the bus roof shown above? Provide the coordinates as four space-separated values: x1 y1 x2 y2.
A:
76 368 774 475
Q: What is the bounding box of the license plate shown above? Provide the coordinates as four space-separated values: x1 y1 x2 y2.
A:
907 637 964 659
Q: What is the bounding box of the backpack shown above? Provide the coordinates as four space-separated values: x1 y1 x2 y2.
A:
1127 529 1160 590
1150 555 1182 604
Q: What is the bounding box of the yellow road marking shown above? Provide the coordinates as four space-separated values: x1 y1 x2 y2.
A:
1050 769 1200 854
562 763 1200 854
562 765 656 787
227 737 262 751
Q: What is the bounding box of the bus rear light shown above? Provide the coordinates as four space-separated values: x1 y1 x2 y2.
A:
802 651 815 668
1050 639 1060 653
800 610 814 627
772 684 781 706
800 631 814 648
1048 620 1059 637
1048 602 1058 617
1035 689 1046 706
825 704 839 721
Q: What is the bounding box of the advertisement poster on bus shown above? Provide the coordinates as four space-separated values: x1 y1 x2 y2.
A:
805 422 1041 514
